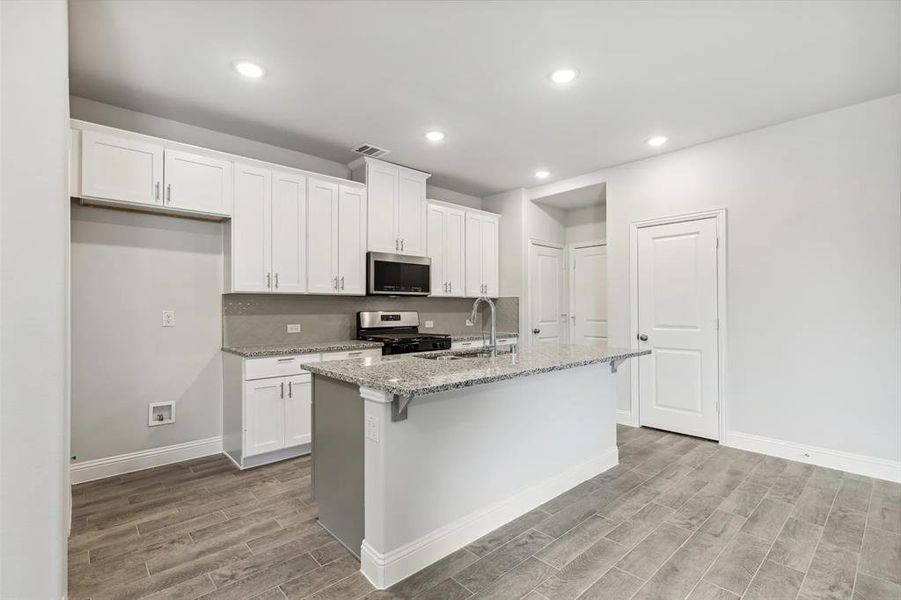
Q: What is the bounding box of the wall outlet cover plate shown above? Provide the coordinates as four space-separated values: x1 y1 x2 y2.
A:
287 324 301 333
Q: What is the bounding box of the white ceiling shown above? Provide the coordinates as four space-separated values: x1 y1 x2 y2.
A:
535 183 606 211
69 1 900 196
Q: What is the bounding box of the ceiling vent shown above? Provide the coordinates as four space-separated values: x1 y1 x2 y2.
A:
352 143 391 159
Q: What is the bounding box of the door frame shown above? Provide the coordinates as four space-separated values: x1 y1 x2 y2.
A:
628 209 728 444
527 238 565 345
566 239 606 343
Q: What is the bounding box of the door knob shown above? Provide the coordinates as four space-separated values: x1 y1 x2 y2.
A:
637 333 648 342
532 328 541 334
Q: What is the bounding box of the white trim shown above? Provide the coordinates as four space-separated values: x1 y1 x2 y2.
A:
629 209 728 444
360 445 619 589
616 410 633 426
70 436 222 484
726 431 901 483
566 240 607 344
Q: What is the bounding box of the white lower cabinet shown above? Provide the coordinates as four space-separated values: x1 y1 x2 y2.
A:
223 348 381 468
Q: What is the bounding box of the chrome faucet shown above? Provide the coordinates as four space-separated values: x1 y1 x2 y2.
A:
470 295 497 357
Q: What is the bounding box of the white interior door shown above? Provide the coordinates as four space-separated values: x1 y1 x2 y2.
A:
232 163 272 293
307 178 339 294
529 243 564 343
637 217 719 440
271 170 307 293
571 244 608 345
337 185 366 295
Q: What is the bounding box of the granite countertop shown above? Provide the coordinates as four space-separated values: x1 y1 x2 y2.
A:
222 340 383 358
303 343 650 398
450 331 519 342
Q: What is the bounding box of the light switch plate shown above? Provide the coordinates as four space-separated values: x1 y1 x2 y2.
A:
287 324 301 333
365 415 380 443
424 320 434 328
162 310 175 327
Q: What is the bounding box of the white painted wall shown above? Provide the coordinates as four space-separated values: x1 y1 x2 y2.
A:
71 205 224 462
70 96 350 179
565 205 606 244
0 1 70 597
602 95 900 464
426 185 482 210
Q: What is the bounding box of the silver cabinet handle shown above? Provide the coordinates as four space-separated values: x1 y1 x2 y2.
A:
274 273 279 289
334 276 338 290
267 272 271 289
288 381 293 398
280 381 285 399
348 351 362 356
166 183 172 204
449 282 452 293
155 182 160 201
401 239 405 251
340 276 345 291
276 357 295 362
395 239 399 251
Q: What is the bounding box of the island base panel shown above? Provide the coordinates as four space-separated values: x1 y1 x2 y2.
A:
312 375 364 557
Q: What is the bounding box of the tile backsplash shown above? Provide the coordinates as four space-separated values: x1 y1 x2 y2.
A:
223 294 519 347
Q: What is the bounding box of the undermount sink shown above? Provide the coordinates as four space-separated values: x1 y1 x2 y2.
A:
417 348 514 361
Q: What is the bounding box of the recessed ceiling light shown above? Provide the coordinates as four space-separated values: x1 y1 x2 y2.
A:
535 170 550 179
234 61 265 79
647 136 668 147
550 68 578 84
425 130 446 142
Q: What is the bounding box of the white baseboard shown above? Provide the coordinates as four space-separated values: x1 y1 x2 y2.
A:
616 410 634 426
70 436 223 484
726 431 901 483
360 446 619 589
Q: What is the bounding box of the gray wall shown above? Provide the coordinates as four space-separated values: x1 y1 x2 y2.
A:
224 295 518 347
1 1 70 596
71 205 224 462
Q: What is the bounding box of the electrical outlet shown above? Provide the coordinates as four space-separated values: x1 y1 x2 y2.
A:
466 319 474 327
286 324 301 333
424 320 434 328
162 310 175 327
365 415 380 443
148 402 175 426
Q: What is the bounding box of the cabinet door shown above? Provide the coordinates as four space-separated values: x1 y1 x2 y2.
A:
244 378 286 457
284 374 312 447
163 150 233 215
271 170 307 293
81 130 163 205
445 207 466 297
397 172 427 256
426 205 446 296
465 212 483 297
337 185 367 295
232 163 272 293
307 178 339 294
481 215 499 297
366 161 399 253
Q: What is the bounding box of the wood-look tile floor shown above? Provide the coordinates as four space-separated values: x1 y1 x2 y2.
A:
70 426 901 600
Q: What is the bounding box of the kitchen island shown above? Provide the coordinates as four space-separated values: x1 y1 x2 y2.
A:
303 343 649 589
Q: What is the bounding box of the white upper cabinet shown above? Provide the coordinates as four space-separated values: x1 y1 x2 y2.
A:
306 179 340 294
465 210 500 298
366 161 399 253
231 163 272 293
358 158 429 256
163 149 233 215
271 170 307 293
427 202 466 297
397 171 427 256
76 124 231 218
337 185 367 295
81 130 163 206
306 179 367 295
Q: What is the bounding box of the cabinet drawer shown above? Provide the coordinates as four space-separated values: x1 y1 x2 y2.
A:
245 353 321 380
497 337 518 347
321 348 381 362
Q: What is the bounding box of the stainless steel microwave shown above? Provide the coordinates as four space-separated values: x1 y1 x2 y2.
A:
367 252 431 296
